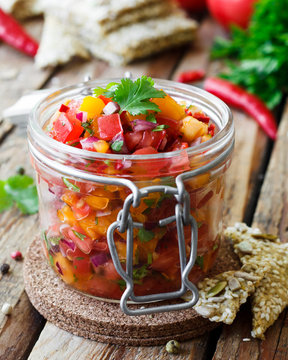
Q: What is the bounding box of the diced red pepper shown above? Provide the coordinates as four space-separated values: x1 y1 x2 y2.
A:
191 112 210 123
59 104 70 113
208 123 215 137
98 95 112 105
53 113 83 143
124 131 143 152
97 114 123 141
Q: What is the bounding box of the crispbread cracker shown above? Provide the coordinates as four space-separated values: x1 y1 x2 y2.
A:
84 13 197 65
184 270 261 325
43 0 175 36
0 0 44 19
35 15 90 69
225 223 288 339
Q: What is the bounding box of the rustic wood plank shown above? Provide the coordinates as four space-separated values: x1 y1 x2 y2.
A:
212 99 288 360
0 118 14 143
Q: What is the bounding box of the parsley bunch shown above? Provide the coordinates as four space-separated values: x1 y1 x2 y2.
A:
211 0 288 109
0 174 38 215
94 76 166 115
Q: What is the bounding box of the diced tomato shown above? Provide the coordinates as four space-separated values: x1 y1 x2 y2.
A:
169 139 189 151
136 130 167 151
192 112 210 123
59 104 69 113
73 255 91 275
52 113 83 143
71 199 90 220
97 114 123 141
68 226 94 254
124 131 143 152
86 276 122 299
98 95 112 105
156 116 181 140
151 248 180 279
133 146 158 155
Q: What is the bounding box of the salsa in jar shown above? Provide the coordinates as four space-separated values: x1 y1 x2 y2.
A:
28 77 234 301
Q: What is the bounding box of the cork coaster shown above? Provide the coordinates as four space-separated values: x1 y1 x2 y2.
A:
23 236 240 346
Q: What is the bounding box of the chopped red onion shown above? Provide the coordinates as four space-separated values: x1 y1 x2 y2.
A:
132 119 157 132
90 253 108 268
76 111 87 122
60 238 76 251
56 261 63 275
103 101 120 115
80 137 99 151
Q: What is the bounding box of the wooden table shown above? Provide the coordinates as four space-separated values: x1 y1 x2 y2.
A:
0 14 287 360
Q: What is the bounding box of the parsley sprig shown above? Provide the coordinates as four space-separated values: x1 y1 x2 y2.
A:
93 76 165 115
0 174 38 215
211 0 288 109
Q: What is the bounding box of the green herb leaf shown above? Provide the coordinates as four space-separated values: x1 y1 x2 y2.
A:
72 230 86 241
95 217 98 225
93 82 119 98
143 198 156 207
146 113 157 123
133 265 148 284
195 255 204 270
113 76 166 115
1 175 38 215
62 178 80 192
111 140 123 152
81 121 94 135
138 228 154 243
147 253 153 265
152 124 169 132
117 279 126 291
76 257 84 261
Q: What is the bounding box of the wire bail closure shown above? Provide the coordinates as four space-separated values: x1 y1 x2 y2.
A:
107 181 199 316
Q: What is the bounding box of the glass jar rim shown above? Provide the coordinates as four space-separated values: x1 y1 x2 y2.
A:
28 78 234 161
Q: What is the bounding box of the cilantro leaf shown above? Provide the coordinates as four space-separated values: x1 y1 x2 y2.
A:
152 124 169 132
114 76 165 115
72 230 86 241
146 113 157 123
138 228 154 243
93 82 119 98
62 178 80 192
133 265 149 284
111 140 123 152
195 255 204 270
2 175 38 215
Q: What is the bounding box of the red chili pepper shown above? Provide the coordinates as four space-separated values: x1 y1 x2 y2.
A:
177 70 205 84
204 77 277 140
0 9 39 57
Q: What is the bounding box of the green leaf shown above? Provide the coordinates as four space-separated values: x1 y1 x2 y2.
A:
111 140 123 152
138 228 154 243
62 178 80 192
72 230 86 241
146 113 157 123
147 253 153 265
143 198 156 207
133 265 148 284
113 76 166 115
195 255 204 270
3 175 38 214
0 180 13 212
152 124 169 132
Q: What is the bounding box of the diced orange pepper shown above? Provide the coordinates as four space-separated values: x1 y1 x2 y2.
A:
91 188 117 199
53 253 75 284
78 213 100 240
94 140 110 153
201 134 212 143
85 195 109 210
152 94 186 121
115 241 138 262
187 173 210 189
126 113 146 122
79 96 105 119
180 116 208 142
57 205 77 226
61 191 78 207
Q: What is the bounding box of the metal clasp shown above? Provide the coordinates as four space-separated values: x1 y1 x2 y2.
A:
107 183 199 316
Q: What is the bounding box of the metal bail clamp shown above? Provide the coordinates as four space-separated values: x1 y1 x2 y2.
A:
107 181 199 316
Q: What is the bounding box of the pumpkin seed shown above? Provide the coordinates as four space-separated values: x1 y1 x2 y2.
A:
252 233 278 242
207 280 227 297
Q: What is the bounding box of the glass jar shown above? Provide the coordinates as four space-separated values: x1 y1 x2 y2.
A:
28 79 234 303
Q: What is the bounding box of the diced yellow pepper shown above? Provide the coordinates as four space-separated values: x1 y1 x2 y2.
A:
79 96 105 119
180 116 208 142
152 94 186 121
201 134 212 143
94 140 110 153
85 195 109 210
57 205 77 226
115 241 138 262
53 253 75 284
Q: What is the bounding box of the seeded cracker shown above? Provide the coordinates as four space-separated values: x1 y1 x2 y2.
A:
225 222 288 339
35 15 90 69
183 270 261 325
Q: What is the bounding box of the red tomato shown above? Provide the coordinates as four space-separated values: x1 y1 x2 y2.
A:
73 255 91 275
52 113 83 143
133 146 158 155
124 131 143 152
207 0 256 29
175 0 207 12
137 130 167 151
97 114 123 141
